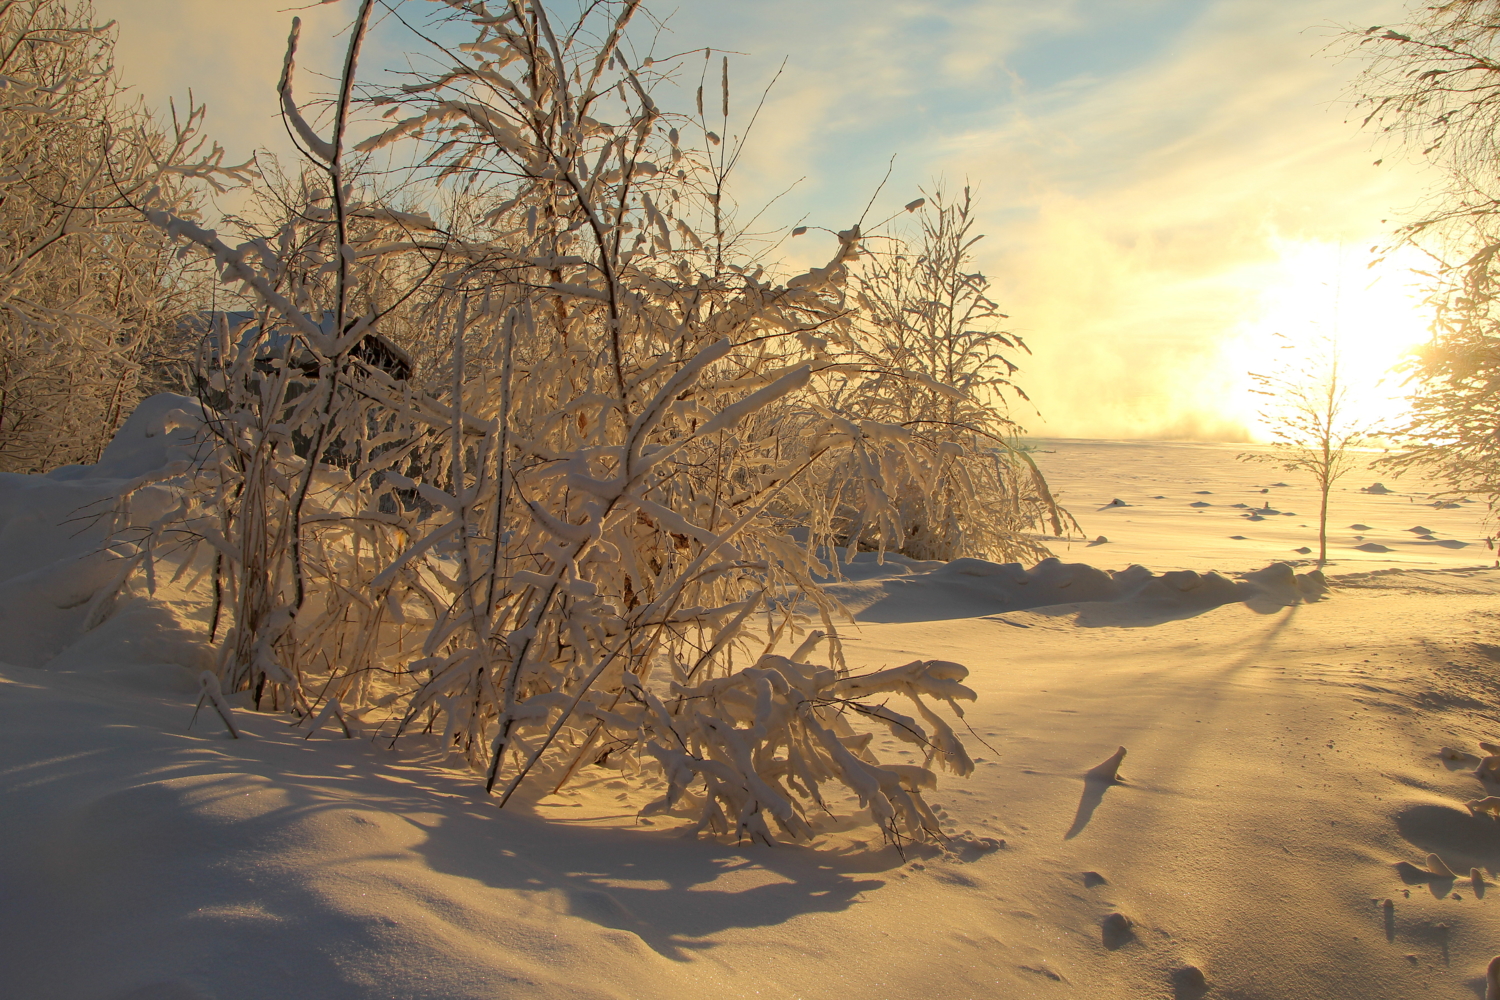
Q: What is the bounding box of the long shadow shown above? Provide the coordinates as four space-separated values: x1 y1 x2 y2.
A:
1043 607 1303 851
0 578 1326 993
409 790 893 960
1038 599 1248 629
1064 776 1117 839
862 590 1251 629
13 671 901 960
0 667 910 1000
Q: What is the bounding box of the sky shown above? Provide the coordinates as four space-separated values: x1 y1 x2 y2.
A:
93 0 1439 441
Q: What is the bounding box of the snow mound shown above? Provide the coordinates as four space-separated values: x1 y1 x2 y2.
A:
44 392 205 484
820 555 1328 623
0 393 209 677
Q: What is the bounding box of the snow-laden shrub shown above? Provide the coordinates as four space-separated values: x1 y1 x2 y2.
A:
108 0 1057 846
811 186 1067 562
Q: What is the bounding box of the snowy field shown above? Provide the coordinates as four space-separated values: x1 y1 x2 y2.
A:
6 425 1500 999
1032 438 1492 575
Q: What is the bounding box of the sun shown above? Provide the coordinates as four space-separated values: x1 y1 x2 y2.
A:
1220 238 1432 441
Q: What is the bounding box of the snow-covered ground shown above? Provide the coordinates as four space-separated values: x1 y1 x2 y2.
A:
6 425 1500 999
1032 437 1493 574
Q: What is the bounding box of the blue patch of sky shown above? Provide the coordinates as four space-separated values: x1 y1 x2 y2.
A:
717 1 1213 232
344 1 1213 245
1005 0 1212 93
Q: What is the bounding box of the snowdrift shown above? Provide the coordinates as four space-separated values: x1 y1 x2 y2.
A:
0 394 209 679
0 395 1332 695
821 552 1329 623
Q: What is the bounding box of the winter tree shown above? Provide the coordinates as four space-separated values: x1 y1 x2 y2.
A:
1241 334 1370 566
838 185 1063 561
1350 2 1500 505
0 0 247 473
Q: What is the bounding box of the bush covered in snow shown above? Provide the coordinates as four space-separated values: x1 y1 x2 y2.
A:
69 0 1061 846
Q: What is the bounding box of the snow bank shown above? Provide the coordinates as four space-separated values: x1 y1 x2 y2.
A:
44 392 205 484
0 393 208 675
820 552 1328 623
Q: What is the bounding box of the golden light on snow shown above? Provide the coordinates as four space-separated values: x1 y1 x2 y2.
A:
1221 239 1432 442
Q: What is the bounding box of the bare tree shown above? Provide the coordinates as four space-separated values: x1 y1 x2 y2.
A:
835 185 1063 562
1241 335 1369 566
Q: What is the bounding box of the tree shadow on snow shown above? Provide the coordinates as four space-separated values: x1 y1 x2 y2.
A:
145 736 899 963
1020 596 1278 629
409 788 894 960
0 672 902 999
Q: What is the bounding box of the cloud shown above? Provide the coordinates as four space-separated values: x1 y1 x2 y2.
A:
93 0 1441 441
93 1 353 163
640 1 1087 229
922 0 1436 439
650 0 1438 440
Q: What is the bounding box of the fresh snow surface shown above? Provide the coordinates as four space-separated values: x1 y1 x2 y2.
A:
5 410 1500 999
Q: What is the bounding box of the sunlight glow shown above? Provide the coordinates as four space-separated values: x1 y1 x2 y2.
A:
1220 239 1431 442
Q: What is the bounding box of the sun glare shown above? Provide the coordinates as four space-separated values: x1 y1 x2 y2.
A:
1220 239 1432 442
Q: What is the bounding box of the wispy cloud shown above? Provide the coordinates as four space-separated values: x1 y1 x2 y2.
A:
660 0 1437 439
95 1 351 161
96 0 1439 440
942 0 1432 438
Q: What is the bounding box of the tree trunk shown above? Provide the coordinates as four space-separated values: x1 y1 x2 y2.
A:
1318 478 1330 567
